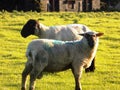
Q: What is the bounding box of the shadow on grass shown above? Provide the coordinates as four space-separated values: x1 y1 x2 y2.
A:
4 83 20 89
0 34 5 38
2 27 21 32
102 36 120 42
108 80 120 84
83 83 100 86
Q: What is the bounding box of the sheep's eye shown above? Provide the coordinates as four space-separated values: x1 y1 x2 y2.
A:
86 34 91 38
92 35 96 37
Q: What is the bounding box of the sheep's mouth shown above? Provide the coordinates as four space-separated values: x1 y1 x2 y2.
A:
86 37 95 48
21 29 34 38
22 35 27 38
88 41 95 48
21 32 30 38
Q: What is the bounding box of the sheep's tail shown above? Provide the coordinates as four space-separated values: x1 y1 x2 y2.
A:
26 48 48 65
26 48 48 73
26 49 34 65
26 49 31 58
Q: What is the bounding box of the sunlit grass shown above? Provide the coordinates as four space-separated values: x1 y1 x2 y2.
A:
0 11 120 90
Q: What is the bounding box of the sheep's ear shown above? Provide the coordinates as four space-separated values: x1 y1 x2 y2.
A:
79 33 85 36
96 32 104 37
35 21 40 29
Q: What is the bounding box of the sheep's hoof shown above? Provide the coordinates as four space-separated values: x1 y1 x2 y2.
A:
29 87 34 90
21 87 26 90
75 87 81 90
37 73 43 79
85 67 95 73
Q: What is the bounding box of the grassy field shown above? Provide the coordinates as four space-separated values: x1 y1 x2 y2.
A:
0 11 120 90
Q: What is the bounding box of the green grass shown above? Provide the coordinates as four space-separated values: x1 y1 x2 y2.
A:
0 11 120 90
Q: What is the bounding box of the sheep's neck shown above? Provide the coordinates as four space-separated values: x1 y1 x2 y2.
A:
37 24 49 38
78 37 99 68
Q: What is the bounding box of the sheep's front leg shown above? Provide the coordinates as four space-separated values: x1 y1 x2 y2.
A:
71 66 83 90
74 74 81 90
21 63 33 90
85 57 95 72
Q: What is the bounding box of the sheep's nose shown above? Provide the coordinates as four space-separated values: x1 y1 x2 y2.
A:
21 32 27 38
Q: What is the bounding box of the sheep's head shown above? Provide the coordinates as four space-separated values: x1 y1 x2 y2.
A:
21 19 40 38
79 32 104 48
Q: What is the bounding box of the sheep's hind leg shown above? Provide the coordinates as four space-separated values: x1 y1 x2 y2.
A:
37 72 43 79
21 63 33 90
29 69 39 90
29 66 46 90
29 60 47 90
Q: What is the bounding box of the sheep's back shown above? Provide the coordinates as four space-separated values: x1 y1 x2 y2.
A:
27 39 74 72
45 24 91 41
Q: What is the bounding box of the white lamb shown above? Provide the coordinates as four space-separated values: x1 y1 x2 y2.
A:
21 31 103 90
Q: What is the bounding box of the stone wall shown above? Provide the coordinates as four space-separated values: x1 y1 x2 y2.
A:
92 0 100 10
59 0 82 12
40 0 48 11
58 0 100 12
115 2 120 11
0 0 100 12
